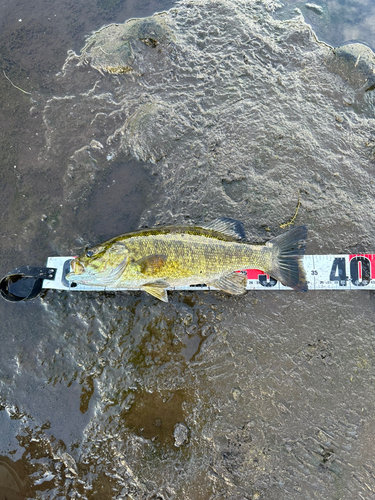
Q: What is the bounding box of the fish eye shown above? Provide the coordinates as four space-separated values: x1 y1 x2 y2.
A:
86 250 94 257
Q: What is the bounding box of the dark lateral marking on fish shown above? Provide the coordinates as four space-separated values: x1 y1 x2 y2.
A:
136 254 168 275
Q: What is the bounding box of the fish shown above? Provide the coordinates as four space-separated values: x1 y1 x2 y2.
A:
65 218 308 301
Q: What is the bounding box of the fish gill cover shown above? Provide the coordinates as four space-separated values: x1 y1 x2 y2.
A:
3 0 375 498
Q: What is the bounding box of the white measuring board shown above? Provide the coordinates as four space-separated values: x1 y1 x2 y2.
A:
43 254 375 292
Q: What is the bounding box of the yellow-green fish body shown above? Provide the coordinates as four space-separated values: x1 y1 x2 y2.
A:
66 219 307 301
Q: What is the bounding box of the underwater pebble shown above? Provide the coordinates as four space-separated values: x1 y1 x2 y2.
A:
173 422 189 447
305 3 324 15
232 387 242 401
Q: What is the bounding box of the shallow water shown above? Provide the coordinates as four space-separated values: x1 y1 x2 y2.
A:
277 0 375 49
1 0 375 498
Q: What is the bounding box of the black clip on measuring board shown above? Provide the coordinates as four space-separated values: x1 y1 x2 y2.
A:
0 266 56 302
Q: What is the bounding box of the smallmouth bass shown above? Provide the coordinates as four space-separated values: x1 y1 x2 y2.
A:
66 218 308 301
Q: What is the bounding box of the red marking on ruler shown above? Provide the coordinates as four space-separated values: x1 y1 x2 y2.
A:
245 269 264 279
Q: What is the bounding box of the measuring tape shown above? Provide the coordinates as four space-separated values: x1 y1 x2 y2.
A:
42 254 375 292
244 254 375 290
1 254 374 302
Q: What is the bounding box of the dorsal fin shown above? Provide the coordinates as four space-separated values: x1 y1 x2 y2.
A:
199 218 246 240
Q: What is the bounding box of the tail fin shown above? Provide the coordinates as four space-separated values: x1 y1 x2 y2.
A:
268 225 308 291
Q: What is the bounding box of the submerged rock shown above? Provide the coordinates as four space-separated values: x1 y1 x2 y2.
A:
80 14 174 74
305 3 324 15
330 42 375 92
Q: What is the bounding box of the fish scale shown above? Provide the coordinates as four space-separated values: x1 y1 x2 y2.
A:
124 234 259 284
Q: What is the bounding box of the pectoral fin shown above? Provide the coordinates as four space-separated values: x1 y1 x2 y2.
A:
136 254 168 275
141 281 170 302
210 272 247 295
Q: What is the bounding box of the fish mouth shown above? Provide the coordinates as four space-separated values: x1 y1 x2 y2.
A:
70 259 85 275
65 256 129 286
65 259 85 283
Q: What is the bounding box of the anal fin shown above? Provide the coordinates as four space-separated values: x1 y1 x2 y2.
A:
210 272 247 295
141 281 170 302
